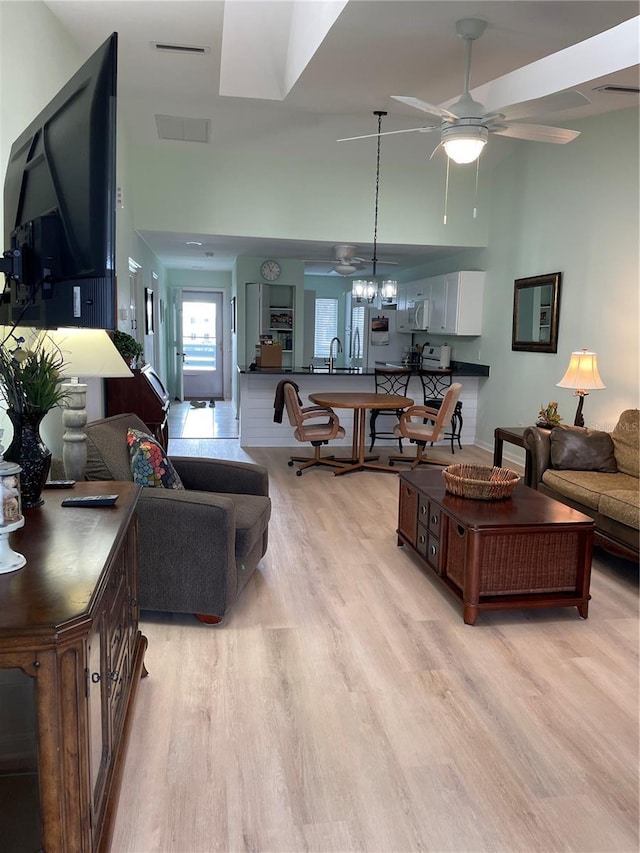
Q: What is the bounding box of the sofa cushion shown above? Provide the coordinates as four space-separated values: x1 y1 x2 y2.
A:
127 428 184 489
542 469 638 511
549 425 617 472
611 409 640 478
599 489 640 531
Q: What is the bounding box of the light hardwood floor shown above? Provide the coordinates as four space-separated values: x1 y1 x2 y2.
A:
111 439 639 853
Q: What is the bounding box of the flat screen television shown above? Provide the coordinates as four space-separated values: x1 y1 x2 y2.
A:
1 32 118 329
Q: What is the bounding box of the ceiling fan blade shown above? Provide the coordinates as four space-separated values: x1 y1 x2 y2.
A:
338 125 437 142
491 123 580 144
391 95 458 121
485 90 591 123
468 18 638 116
352 256 398 265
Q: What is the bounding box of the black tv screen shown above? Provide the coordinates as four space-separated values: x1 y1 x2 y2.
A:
1 33 118 329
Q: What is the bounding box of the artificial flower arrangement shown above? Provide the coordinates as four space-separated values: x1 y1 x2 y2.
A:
536 401 562 428
0 330 68 415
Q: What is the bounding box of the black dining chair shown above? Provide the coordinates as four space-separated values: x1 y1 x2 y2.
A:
369 367 412 453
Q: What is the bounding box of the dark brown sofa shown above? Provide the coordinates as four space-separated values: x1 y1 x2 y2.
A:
84 413 271 622
523 409 639 562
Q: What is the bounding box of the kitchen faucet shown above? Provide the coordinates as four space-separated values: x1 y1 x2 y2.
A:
328 336 343 372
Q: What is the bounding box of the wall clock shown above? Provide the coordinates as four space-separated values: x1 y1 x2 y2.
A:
260 260 281 281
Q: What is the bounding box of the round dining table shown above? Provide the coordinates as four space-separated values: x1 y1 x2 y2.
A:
308 391 414 475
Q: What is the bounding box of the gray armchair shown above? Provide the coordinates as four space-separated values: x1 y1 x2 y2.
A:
84 413 271 623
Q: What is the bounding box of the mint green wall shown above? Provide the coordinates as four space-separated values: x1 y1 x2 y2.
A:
473 107 639 441
392 109 639 446
128 133 490 250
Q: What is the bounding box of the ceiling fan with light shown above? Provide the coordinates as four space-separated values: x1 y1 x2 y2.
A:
339 18 590 164
301 243 399 276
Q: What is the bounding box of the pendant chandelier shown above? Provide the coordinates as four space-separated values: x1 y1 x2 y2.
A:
352 110 397 304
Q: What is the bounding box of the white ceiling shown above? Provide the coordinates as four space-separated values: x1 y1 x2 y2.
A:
45 1 640 276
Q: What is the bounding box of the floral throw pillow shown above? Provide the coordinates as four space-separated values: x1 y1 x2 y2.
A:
126 428 184 489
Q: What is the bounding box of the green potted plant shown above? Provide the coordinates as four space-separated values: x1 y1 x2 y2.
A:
111 330 144 369
0 331 68 507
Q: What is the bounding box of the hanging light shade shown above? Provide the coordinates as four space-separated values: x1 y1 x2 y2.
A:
442 124 488 164
352 280 377 302
380 280 397 302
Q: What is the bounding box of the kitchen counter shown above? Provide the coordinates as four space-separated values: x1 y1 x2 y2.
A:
237 360 490 377
237 361 489 448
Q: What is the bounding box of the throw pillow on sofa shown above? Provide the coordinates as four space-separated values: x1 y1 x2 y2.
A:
549 424 617 473
127 428 184 489
611 409 640 478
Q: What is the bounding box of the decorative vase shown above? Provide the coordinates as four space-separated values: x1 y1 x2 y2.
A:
4 409 52 508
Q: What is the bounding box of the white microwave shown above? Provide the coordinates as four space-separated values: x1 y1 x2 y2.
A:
400 298 431 331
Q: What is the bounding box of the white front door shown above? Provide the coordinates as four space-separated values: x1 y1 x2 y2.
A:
181 291 223 400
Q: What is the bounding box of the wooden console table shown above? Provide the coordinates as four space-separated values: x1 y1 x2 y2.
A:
0 482 147 852
397 469 594 625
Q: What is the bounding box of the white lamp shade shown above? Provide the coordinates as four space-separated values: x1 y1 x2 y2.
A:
44 329 134 379
556 349 606 391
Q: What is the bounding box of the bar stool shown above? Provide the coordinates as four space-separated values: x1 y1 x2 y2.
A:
369 367 412 452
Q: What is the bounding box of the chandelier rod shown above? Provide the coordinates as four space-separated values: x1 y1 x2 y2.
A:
371 110 387 279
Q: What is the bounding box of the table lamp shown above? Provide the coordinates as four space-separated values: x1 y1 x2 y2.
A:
45 329 133 480
556 348 606 427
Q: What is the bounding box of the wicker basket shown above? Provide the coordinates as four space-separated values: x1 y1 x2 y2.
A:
442 464 520 501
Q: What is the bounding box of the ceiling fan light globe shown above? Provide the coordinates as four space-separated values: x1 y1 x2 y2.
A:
442 124 488 164
444 137 486 163
335 263 357 275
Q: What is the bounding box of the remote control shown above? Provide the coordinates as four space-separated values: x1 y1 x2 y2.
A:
61 495 118 507
45 479 76 489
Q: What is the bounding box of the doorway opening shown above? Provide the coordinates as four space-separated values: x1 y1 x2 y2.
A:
181 291 223 402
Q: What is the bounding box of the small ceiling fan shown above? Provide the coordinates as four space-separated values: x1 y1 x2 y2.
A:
339 18 590 164
301 243 399 276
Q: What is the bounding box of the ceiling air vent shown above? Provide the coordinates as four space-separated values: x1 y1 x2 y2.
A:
156 115 210 143
593 84 640 95
151 41 209 55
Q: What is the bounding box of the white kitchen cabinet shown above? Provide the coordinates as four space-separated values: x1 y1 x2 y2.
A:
427 271 485 336
426 275 446 331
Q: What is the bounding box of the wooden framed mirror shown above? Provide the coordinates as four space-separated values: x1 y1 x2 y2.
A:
512 272 561 353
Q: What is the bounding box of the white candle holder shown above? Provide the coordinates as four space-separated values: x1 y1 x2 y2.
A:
0 436 26 573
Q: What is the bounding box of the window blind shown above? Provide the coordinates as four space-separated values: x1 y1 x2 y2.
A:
314 298 338 358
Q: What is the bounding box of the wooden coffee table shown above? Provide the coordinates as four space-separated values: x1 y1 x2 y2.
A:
397 469 594 625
